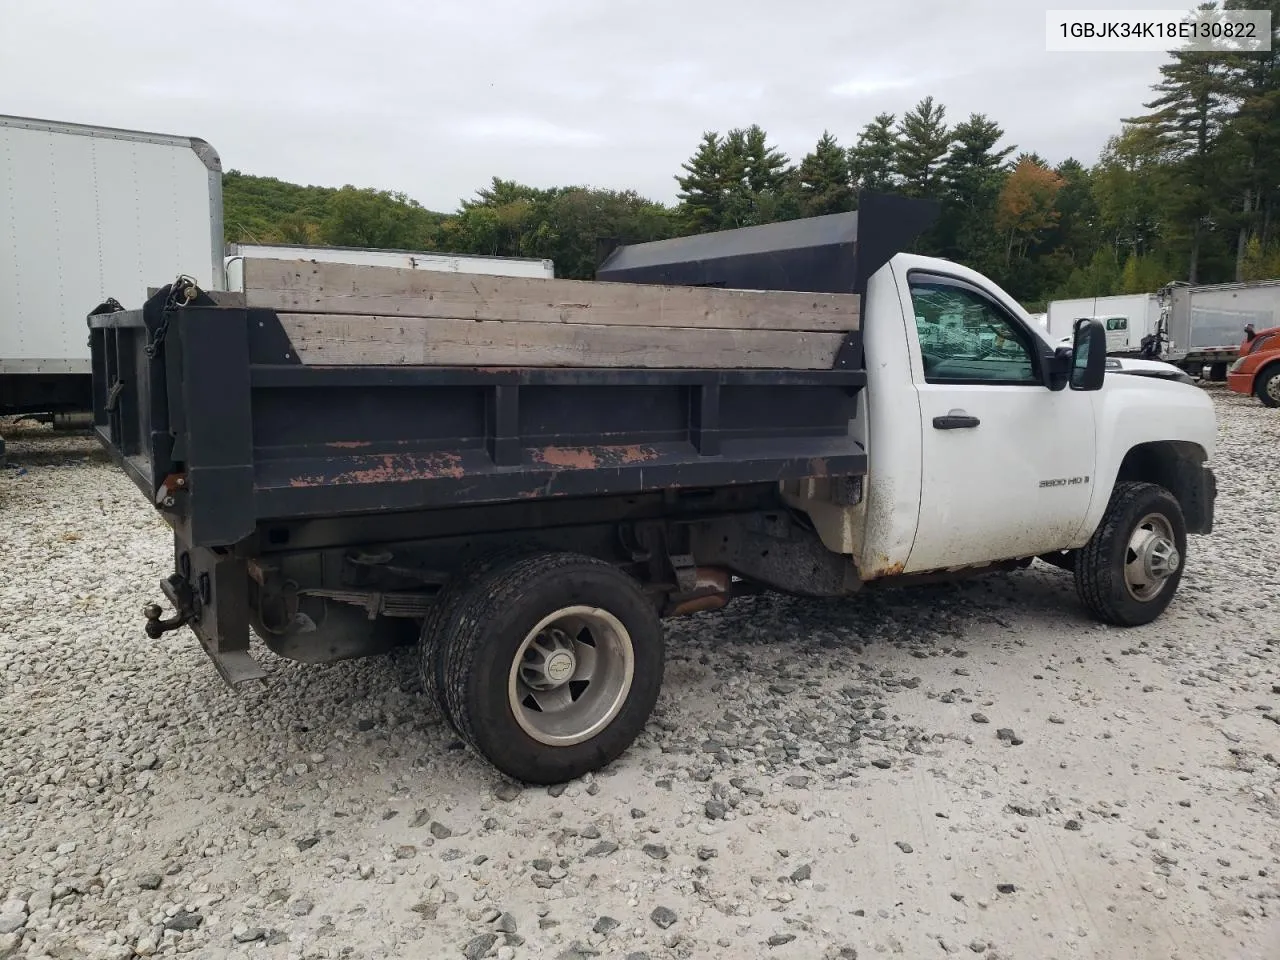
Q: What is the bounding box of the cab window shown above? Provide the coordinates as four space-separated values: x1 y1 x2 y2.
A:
908 278 1038 384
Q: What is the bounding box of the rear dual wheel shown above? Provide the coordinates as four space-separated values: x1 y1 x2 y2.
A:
420 552 664 784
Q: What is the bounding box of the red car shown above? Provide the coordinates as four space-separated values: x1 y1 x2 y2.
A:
1227 323 1280 407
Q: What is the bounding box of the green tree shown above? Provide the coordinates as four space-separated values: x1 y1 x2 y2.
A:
848 113 900 195
1053 247 1124 299
675 125 795 231
1092 127 1164 262
1221 0 1280 278
321 186 437 248
1044 158 1099 266
937 113 1013 270
676 132 732 231
441 178 543 257
1119 252 1172 292
797 131 854 216
1125 3 1234 281
1240 236 1280 280
222 170 340 244
894 97 952 197
527 187 675 279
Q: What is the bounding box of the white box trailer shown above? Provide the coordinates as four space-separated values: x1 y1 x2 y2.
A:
0 114 223 449
224 243 555 289
1159 279 1280 377
1046 293 1160 355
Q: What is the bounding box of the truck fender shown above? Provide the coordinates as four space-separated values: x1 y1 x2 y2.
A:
1076 384 1216 542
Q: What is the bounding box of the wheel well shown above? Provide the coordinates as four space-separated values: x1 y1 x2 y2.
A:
1255 358 1280 383
1115 441 1212 533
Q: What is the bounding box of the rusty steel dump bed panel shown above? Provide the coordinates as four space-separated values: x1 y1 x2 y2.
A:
89 293 868 549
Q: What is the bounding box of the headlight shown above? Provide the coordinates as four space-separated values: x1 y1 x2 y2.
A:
1229 357 1245 374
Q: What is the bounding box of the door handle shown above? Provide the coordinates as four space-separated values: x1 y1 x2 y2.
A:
933 411 981 430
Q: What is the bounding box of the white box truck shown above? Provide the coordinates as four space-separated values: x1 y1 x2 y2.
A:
1046 293 1160 356
224 243 555 289
0 114 223 461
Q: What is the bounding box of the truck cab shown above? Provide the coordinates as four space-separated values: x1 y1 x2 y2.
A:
823 254 1217 603
1228 323 1280 407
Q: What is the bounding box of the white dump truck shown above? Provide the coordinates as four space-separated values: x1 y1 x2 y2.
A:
90 199 1217 785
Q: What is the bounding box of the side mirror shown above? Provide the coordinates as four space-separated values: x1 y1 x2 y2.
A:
1070 317 1107 391
1047 345 1073 391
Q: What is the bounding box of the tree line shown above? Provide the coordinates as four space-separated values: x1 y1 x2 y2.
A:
223 0 1279 308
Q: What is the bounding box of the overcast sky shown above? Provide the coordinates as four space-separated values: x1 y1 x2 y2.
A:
1 0 1173 212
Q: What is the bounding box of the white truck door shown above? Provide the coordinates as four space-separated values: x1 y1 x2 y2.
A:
901 269 1097 573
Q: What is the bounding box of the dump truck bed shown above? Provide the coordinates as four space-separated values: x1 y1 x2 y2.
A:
88 195 943 552
89 282 867 550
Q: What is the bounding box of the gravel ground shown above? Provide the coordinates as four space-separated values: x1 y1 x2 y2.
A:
1 388 1278 960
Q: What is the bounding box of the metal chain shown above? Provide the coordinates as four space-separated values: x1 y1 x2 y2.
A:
145 275 200 359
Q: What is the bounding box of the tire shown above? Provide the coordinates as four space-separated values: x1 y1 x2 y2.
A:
418 548 540 723
439 552 663 784
1074 482 1187 626
1255 364 1280 408
1208 361 1229 382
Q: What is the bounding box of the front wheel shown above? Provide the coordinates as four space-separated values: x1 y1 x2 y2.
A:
1074 482 1187 626
1255 364 1280 408
439 552 664 784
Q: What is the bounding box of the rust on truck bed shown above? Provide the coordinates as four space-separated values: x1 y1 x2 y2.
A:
531 444 661 470
289 452 467 487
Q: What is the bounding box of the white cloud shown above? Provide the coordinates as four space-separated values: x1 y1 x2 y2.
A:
450 116 605 146
829 76 922 99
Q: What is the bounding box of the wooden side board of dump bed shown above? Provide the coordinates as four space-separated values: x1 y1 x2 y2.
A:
276 314 846 368
240 258 861 369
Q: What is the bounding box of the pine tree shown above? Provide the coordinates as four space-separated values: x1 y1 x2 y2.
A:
894 97 952 197
797 131 854 216
1221 0 1280 278
739 124 790 196
1125 4 1234 281
676 132 732 232
676 126 794 231
1045 158 1099 265
937 113 1013 267
847 113 900 195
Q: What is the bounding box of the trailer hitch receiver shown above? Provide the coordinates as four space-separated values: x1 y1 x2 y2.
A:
143 574 198 638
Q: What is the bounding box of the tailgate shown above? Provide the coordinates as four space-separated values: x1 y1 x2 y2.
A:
88 289 179 506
